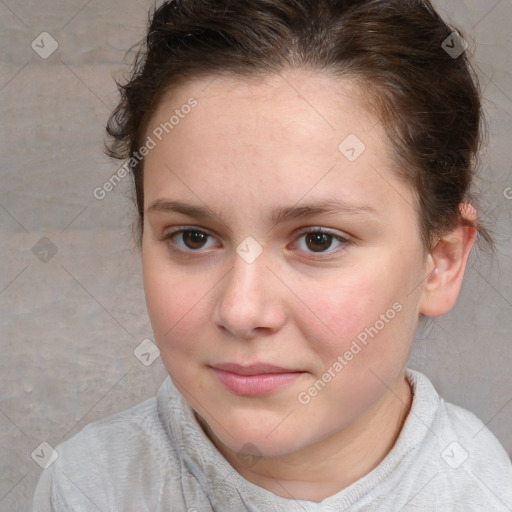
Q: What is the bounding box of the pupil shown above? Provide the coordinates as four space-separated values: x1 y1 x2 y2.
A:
184 231 206 249
306 233 331 252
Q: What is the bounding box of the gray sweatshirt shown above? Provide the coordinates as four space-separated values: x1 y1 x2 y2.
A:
32 369 512 511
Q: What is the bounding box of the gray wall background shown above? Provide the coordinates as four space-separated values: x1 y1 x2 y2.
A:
1 0 511 510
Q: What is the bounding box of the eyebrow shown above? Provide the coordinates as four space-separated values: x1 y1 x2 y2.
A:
146 198 378 226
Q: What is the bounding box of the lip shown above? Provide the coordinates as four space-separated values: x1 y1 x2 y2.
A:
211 363 305 396
212 362 299 375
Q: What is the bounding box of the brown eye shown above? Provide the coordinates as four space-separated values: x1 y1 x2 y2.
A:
305 232 334 252
159 227 217 255
293 228 348 258
181 230 209 249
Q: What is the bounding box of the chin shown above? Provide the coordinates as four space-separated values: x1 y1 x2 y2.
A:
204 413 313 458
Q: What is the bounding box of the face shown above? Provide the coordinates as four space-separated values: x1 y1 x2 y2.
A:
141 70 428 457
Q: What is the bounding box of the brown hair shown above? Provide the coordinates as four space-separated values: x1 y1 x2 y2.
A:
106 0 492 250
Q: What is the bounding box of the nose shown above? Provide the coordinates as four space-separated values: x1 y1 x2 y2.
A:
212 247 287 340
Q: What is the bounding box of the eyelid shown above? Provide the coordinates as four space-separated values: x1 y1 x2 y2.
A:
161 225 214 237
293 226 349 239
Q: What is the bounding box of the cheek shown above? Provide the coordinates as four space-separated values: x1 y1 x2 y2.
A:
142 252 209 354
300 281 412 427
302 270 390 352
301 259 416 377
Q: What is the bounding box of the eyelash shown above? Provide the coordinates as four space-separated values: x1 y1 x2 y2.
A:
158 226 351 260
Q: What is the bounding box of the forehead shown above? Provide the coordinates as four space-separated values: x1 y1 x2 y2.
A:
143 69 413 220
148 69 377 152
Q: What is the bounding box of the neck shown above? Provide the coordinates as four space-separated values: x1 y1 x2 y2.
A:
204 372 412 502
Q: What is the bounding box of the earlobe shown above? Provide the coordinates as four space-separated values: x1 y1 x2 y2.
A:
419 205 478 317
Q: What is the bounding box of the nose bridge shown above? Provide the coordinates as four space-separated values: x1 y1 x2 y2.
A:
214 241 285 338
223 243 270 309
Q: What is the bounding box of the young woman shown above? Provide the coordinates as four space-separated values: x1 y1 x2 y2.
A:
33 1 512 510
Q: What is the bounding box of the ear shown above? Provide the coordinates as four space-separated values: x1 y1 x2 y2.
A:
419 204 478 317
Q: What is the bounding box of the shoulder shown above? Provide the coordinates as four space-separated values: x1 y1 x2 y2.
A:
59 395 175 469
407 369 512 509
32 396 179 511
444 400 512 485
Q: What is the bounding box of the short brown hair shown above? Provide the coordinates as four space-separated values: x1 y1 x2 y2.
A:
106 0 492 250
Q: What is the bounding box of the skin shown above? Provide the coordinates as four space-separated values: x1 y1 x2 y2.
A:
141 69 477 502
